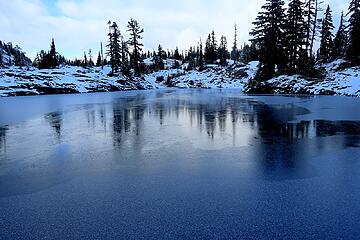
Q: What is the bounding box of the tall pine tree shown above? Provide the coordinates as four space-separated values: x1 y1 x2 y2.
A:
240 43 252 63
153 44 165 70
83 51 88 67
318 5 334 63
88 49 94 67
218 35 228 66
204 34 212 63
231 24 239 62
127 19 144 76
121 36 130 76
250 0 287 80
211 30 218 62
204 31 218 64
198 39 204 70
49 38 58 68
332 12 347 60
96 52 102 67
285 0 307 73
174 47 181 60
106 21 122 74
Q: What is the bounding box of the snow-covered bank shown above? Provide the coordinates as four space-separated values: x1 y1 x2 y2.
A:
248 60 360 97
146 61 258 90
0 62 257 96
0 60 359 97
0 66 153 96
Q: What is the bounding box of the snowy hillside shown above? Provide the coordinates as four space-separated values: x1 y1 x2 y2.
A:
251 60 360 97
0 59 360 97
0 66 153 96
149 61 258 90
0 61 258 97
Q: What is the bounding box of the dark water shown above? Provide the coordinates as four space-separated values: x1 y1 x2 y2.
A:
1 89 360 239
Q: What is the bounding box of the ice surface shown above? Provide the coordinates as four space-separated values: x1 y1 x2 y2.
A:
1 89 360 239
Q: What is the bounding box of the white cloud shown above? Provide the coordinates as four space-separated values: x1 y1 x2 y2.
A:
0 0 350 60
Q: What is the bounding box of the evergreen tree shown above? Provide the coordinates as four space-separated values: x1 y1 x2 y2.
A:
34 50 47 68
174 47 181 60
346 0 360 64
88 49 94 67
211 30 218 61
286 0 307 73
332 12 347 60
218 35 228 66
240 43 252 63
231 24 239 61
106 21 122 73
249 42 259 61
49 38 58 68
57 54 66 65
127 18 144 76
158 44 165 59
153 44 165 70
96 52 102 67
83 52 88 67
318 5 334 63
198 39 204 70
187 46 196 70
204 30 218 64
121 36 130 76
204 34 212 63
250 0 287 80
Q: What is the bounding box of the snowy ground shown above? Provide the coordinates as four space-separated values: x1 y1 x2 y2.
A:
144 61 258 90
0 59 359 97
260 60 360 97
0 66 153 97
0 61 257 96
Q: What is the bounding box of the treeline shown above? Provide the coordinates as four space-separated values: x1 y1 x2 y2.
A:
29 0 360 81
0 40 32 67
31 18 257 76
178 28 257 70
249 0 360 82
147 26 258 72
103 19 251 75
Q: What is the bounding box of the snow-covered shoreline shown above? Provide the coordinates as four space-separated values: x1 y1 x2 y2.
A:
0 61 255 97
0 60 359 97
255 60 360 97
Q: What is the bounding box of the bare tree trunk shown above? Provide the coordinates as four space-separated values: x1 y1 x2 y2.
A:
101 42 104 70
310 0 322 58
305 0 313 55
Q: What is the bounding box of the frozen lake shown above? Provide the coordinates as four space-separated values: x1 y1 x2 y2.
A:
1 89 360 239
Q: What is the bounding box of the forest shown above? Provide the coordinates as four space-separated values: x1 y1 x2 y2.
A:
0 0 359 93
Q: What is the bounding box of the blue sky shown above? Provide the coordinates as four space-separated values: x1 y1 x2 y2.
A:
0 0 350 60
42 0 62 16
